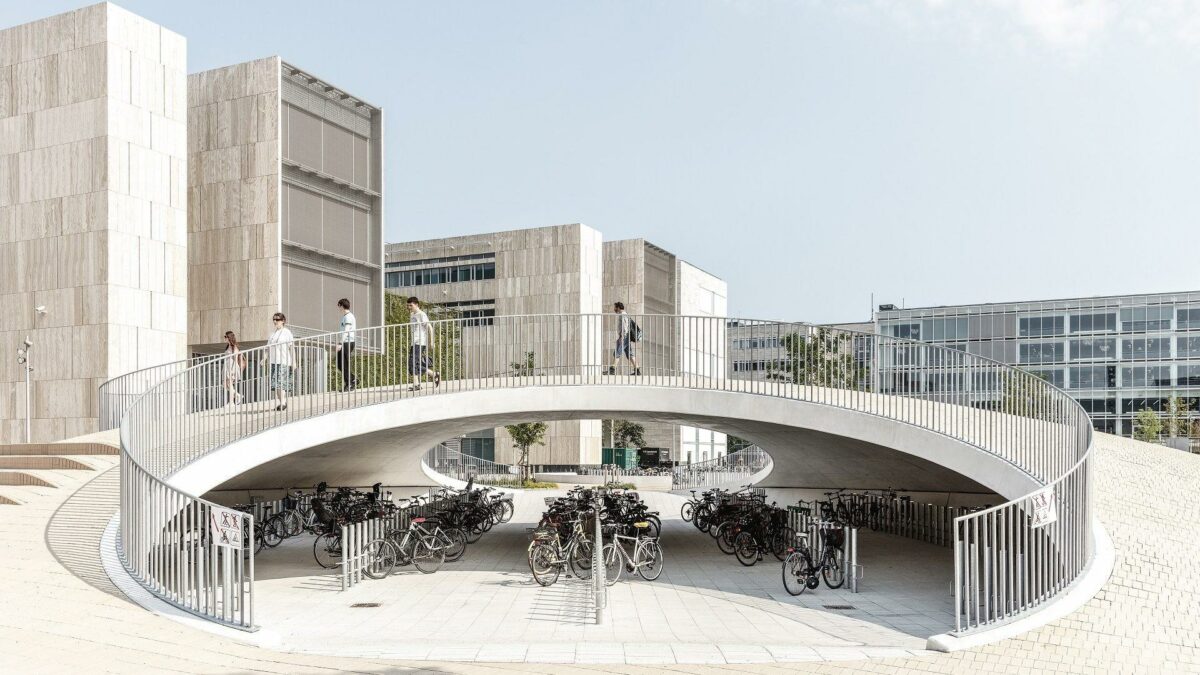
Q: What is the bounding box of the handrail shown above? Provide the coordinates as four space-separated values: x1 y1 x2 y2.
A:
105 313 1093 636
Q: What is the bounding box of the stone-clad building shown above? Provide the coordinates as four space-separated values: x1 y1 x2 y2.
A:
0 3 188 442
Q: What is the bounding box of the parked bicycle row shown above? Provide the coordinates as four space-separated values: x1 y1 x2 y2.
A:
527 486 665 587
680 485 796 566
346 482 514 579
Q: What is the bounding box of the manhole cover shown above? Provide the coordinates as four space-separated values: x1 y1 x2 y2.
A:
823 604 855 610
350 602 381 608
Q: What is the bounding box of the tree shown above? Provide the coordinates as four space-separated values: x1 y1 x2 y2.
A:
1165 396 1193 437
1000 370 1058 419
602 420 645 449
510 351 535 376
727 435 753 454
505 421 548 482
1133 408 1164 443
767 327 867 389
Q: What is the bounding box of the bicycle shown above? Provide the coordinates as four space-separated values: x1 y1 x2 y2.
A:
600 521 663 584
527 513 595 586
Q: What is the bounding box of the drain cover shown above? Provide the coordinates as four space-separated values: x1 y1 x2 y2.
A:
350 602 381 608
823 604 855 610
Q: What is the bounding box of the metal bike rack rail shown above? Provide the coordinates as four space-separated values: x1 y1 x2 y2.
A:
103 313 1093 635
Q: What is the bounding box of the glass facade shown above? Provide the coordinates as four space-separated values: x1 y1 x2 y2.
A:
876 291 1200 439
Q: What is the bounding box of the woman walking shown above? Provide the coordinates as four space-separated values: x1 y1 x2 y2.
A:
222 330 245 406
263 312 296 411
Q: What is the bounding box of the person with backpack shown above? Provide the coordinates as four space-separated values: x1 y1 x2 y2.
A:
222 330 245 406
607 301 641 376
334 298 358 392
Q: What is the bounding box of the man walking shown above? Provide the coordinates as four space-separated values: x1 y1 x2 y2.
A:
335 298 357 391
607 301 641 376
407 296 441 390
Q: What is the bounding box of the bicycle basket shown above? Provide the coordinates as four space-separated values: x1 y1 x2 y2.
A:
530 527 557 541
823 528 845 549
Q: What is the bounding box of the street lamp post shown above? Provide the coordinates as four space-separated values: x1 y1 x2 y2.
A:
16 337 32 443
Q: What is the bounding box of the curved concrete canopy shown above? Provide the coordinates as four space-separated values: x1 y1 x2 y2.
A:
173 385 1039 500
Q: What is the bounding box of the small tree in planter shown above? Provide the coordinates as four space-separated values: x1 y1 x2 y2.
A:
1133 408 1163 443
506 421 548 483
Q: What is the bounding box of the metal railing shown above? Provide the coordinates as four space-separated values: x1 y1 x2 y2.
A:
422 443 520 485
671 445 772 490
106 313 1093 635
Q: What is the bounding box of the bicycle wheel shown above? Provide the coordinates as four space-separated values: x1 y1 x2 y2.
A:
637 540 664 581
680 502 694 522
262 517 284 548
529 543 560 586
568 535 594 580
771 527 796 561
500 500 515 523
464 523 483 544
782 550 814 596
734 532 758 567
363 538 397 579
313 532 341 569
443 528 467 562
601 543 622 586
280 511 303 538
822 548 846 589
716 523 738 555
413 535 445 574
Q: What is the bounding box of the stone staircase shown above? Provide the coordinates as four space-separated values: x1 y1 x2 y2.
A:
0 442 119 506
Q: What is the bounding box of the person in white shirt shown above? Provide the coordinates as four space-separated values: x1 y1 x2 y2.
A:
335 298 357 392
263 312 296 411
407 296 440 391
222 330 245 406
607 301 641 376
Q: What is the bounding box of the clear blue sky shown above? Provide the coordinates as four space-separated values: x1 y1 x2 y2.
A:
6 1 1199 322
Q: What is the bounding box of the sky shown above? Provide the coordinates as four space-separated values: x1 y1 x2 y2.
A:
5 0 1199 323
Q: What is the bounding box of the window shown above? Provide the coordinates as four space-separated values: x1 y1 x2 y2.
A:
1122 338 1170 360
386 261 495 287
1179 365 1200 386
1122 397 1170 414
1120 306 1172 332
1178 308 1200 330
460 437 495 462
1069 365 1115 389
1069 338 1115 361
1179 336 1200 358
1019 316 1064 337
1019 342 1064 364
884 323 921 340
1070 313 1116 333
921 317 969 341
1121 366 1172 388
1077 398 1116 415
1027 368 1065 388
733 337 781 350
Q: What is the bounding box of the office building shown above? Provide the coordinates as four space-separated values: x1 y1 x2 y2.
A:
875 292 1200 441
0 3 188 442
384 227 729 467
188 57 382 352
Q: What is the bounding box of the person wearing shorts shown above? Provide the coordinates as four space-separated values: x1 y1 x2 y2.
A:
607 301 641 376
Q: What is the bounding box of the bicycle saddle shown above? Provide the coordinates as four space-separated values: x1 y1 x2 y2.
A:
411 517 426 524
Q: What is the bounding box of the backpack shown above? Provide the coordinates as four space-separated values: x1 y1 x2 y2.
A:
629 319 643 343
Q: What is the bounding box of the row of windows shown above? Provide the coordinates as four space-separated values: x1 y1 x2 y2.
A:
384 252 494 269
885 306 1200 341
732 337 782 350
732 359 787 372
1017 337 1196 363
385 262 496 288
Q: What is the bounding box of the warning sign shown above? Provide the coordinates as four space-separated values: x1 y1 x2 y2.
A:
210 506 244 549
1030 488 1057 529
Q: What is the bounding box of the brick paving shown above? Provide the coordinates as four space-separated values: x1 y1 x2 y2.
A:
0 433 1197 673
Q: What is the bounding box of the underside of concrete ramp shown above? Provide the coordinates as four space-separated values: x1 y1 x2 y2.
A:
179 385 1034 498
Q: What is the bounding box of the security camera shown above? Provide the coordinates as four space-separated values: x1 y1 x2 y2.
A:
34 306 46 314
23 337 32 348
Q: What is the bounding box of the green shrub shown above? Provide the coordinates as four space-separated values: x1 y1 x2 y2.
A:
485 478 558 489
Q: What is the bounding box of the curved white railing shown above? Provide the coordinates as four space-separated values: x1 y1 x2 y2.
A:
105 314 1093 634
671 446 773 490
421 442 520 487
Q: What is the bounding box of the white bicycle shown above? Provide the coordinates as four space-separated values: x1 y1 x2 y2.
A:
600 521 664 584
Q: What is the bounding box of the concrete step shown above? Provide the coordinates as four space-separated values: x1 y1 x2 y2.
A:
0 442 118 456
0 493 21 505
0 456 96 470
0 471 56 487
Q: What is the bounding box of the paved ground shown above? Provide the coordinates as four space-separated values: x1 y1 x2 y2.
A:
244 491 950 663
2 433 1200 673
